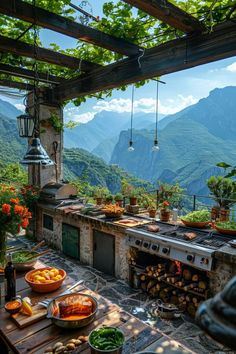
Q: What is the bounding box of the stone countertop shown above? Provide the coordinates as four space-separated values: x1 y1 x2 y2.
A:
215 244 236 264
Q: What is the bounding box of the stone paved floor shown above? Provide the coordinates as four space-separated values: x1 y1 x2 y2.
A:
14 236 235 354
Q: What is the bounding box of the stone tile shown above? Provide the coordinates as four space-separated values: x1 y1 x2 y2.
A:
171 322 203 340
16 236 233 354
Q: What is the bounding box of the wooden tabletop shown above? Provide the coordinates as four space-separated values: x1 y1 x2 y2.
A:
0 261 192 354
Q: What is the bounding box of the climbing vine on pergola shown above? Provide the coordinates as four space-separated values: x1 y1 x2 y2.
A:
0 0 236 106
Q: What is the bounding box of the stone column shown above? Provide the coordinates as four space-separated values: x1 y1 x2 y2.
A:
26 91 63 187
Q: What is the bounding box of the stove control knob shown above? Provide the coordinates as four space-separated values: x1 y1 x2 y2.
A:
151 244 158 251
162 247 170 254
187 254 195 262
135 239 141 246
201 257 209 265
143 242 150 249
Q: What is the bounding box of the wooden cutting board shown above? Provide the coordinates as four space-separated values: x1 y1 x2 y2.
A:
113 219 151 227
11 304 47 328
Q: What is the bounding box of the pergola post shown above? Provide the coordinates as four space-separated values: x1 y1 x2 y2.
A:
26 91 63 187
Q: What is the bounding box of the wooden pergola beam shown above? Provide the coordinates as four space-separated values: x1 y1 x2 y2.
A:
0 35 101 71
0 79 33 91
50 21 236 102
123 0 204 33
0 0 140 57
0 63 64 85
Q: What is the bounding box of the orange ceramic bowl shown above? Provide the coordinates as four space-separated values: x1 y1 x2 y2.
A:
181 219 210 228
25 267 66 293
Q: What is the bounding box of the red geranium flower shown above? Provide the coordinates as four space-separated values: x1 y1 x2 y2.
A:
2 203 11 215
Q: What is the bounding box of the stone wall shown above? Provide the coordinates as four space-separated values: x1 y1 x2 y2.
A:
36 206 236 290
36 206 130 281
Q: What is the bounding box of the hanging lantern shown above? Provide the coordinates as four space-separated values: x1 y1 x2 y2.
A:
21 138 54 165
128 140 134 152
17 112 35 137
152 138 160 152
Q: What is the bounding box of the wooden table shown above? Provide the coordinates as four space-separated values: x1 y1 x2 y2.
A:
0 261 192 354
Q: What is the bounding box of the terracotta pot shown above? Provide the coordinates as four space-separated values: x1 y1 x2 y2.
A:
115 200 123 207
148 209 156 218
129 197 137 206
211 206 220 221
219 208 230 221
160 209 171 222
96 197 103 205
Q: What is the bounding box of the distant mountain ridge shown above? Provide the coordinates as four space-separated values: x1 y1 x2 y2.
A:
64 110 165 162
110 86 236 195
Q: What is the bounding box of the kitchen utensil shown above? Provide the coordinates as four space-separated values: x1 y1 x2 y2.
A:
31 240 45 252
38 279 84 307
46 292 98 328
25 249 50 260
25 267 66 293
149 299 182 319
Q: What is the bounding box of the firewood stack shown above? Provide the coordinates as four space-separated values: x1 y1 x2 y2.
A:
137 260 208 316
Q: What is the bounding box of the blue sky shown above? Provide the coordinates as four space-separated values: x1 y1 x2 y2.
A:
2 1 236 123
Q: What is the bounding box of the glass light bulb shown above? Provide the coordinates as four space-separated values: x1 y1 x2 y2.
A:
128 145 135 152
152 144 160 152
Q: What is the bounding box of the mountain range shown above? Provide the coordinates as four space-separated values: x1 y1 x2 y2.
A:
110 86 236 195
0 86 236 196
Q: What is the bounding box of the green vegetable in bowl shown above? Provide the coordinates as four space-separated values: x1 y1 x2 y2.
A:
181 210 210 222
216 221 236 230
89 327 124 351
12 251 37 263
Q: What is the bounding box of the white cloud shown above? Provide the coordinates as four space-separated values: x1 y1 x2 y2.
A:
226 62 236 72
71 112 95 123
63 94 198 123
15 103 25 112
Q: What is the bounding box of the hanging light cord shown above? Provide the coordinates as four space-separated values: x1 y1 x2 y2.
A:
154 81 159 144
32 0 40 137
130 85 135 143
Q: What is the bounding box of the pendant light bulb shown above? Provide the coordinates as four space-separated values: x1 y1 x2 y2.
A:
152 139 159 152
128 140 134 152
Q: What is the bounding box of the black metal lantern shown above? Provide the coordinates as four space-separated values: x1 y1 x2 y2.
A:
17 112 35 138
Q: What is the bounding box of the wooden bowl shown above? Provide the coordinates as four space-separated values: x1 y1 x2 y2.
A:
5 300 22 314
181 219 210 228
214 225 236 235
25 267 66 293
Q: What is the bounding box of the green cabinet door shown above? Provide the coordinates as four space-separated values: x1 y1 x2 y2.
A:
62 223 80 259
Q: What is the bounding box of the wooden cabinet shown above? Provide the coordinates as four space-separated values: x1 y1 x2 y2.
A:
93 230 115 276
62 223 80 259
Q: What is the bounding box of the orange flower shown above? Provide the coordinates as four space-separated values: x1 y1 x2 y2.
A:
162 201 170 208
10 198 20 204
21 218 29 228
14 205 24 215
2 203 11 215
10 187 16 192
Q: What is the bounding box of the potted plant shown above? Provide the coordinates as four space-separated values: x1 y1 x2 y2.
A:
114 193 123 207
207 176 236 221
159 200 171 222
129 189 138 206
104 194 113 205
93 186 108 206
148 201 157 218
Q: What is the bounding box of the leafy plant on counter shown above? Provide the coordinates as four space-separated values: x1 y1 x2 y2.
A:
215 221 236 230
114 193 123 201
207 176 236 209
181 210 210 222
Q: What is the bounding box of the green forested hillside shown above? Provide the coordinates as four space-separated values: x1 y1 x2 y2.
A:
0 112 26 168
63 148 152 193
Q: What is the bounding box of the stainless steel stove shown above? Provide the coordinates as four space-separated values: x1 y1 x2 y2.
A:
126 221 234 271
